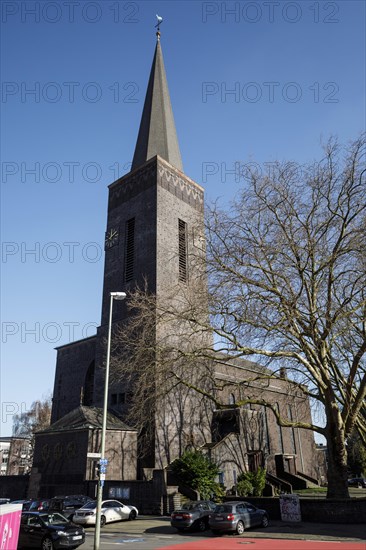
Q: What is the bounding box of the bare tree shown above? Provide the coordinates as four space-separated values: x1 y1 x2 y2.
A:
203 134 366 498
12 395 52 466
113 135 365 499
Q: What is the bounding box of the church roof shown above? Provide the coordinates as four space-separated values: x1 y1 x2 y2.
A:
131 35 183 172
37 406 136 433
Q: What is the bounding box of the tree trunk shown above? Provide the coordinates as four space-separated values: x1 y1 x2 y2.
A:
324 413 350 499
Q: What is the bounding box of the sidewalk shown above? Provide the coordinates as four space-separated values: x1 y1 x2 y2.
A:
241 520 366 542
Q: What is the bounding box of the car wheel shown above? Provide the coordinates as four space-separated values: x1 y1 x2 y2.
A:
261 515 269 528
129 509 137 520
41 537 54 550
100 515 106 527
236 521 245 535
196 518 207 532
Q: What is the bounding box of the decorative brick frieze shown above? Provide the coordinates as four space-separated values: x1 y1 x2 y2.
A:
108 161 157 210
157 159 204 212
108 156 204 212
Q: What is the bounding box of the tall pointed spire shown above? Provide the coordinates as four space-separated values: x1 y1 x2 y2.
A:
131 32 183 172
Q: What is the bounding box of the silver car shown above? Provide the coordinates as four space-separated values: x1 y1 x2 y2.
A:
73 499 138 527
209 501 269 535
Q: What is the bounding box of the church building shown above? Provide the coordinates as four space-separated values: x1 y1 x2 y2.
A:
31 30 321 503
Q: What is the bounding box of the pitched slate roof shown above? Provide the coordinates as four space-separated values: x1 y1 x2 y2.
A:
131 36 183 172
37 406 135 433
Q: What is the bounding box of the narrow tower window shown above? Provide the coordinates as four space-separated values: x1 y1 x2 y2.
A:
276 403 284 453
288 405 297 454
83 361 95 406
125 217 135 282
178 219 187 282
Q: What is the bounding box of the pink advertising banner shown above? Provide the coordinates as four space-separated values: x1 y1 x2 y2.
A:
0 504 22 550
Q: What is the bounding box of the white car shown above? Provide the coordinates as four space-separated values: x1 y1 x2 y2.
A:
73 499 138 526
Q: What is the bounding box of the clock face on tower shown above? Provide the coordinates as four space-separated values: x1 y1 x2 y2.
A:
105 227 119 250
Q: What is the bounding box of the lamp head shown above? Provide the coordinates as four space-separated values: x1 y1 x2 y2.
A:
110 292 126 300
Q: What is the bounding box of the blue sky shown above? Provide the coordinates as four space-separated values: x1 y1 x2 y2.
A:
1 0 365 436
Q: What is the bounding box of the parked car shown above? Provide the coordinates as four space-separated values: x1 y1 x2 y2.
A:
348 477 366 488
28 499 51 512
17 511 85 550
209 501 269 535
171 500 217 532
47 495 93 521
0 498 11 505
73 499 138 527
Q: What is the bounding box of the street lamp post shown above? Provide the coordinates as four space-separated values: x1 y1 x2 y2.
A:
94 291 126 550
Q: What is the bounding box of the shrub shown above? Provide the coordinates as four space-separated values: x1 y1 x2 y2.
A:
237 478 253 497
237 467 267 497
170 450 220 500
211 482 226 502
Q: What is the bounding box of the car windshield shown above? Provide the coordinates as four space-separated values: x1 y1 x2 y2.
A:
40 513 69 525
82 501 97 509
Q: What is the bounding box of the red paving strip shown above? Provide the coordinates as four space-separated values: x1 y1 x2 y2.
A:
158 539 366 550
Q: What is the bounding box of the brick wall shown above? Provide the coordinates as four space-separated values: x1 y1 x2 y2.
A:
52 337 96 422
0 475 29 500
86 470 179 515
225 496 366 524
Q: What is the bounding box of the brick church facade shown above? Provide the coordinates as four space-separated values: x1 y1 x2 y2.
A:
31 31 321 500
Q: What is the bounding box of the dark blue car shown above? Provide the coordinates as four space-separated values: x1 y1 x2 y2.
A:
18 511 85 550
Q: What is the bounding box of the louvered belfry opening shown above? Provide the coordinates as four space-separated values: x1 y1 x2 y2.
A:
178 218 187 282
125 217 135 282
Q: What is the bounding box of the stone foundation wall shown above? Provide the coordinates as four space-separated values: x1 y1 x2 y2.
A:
0 475 29 500
226 496 366 524
85 479 179 515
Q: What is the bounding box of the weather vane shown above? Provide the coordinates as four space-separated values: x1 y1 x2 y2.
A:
155 14 163 39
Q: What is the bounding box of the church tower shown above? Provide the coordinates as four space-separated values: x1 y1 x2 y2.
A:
48 29 320 493
99 32 202 327
95 31 210 471
51 30 211 475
